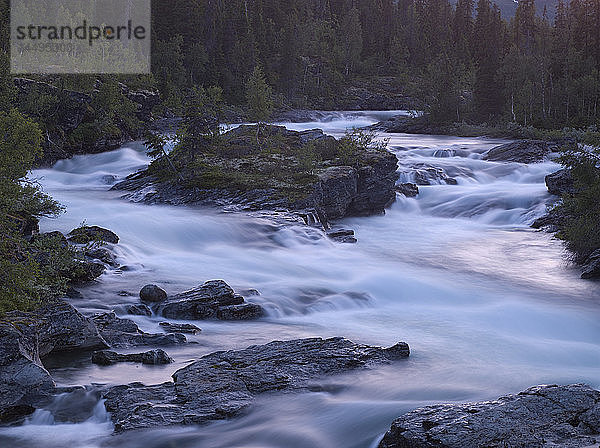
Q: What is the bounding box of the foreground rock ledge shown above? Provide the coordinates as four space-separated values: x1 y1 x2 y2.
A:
378 384 600 448
103 337 409 432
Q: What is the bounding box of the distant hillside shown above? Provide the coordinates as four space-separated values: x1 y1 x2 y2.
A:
451 0 559 19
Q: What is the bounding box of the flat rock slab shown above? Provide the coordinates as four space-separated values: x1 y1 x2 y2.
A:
92 349 173 365
379 384 600 448
483 140 551 164
103 337 409 432
159 322 201 334
92 312 186 348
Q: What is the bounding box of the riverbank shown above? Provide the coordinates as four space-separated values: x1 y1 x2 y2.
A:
370 115 600 145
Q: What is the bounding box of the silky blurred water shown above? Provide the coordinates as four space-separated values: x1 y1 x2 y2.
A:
2 111 599 448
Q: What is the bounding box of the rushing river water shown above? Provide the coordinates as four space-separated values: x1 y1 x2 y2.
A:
2 111 600 448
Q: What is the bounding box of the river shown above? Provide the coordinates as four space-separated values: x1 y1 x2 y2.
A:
2 111 599 448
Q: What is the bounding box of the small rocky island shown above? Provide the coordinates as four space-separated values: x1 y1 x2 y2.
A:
114 125 399 226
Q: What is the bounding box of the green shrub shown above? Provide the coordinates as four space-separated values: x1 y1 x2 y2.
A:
555 148 600 263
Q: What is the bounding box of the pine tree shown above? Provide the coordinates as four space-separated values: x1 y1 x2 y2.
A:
340 7 363 77
246 65 274 124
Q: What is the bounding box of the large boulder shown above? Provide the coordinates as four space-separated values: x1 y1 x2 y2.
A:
92 312 186 348
103 337 410 432
546 168 576 196
139 285 168 303
155 280 265 321
483 140 550 164
0 322 55 423
582 249 600 279
378 384 600 448
6 301 108 356
1 301 108 422
67 226 119 245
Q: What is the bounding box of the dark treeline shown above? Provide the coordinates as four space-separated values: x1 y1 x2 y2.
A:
150 0 600 128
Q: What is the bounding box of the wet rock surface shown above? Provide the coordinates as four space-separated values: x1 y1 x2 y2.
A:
92 349 173 366
327 229 358 244
396 183 419 197
126 304 152 316
546 168 576 196
483 140 551 164
159 322 201 334
399 164 457 186
155 280 265 321
0 301 108 422
582 250 600 279
139 285 168 304
8 301 108 356
92 312 186 348
103 337 410 432
378 384 600 448
0 322 55 422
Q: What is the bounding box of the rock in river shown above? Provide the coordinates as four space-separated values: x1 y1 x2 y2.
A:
103 337 410 432
159 322 201 334
545 168 576 196
483 140 551 164
67 226 119 244
378 384 600 448
92 349 173 366
92 312 186 348
395 183 419 197
155 280 265 321
139 284 168 303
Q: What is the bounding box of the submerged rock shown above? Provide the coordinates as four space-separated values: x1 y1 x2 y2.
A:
155 280 265 321
483 140 550 164
582 250 600 279
159 322 201 334
103 337 410 432
85 247 118 267
92 349 173 366
140 285 168 303
399 164 457 186
126 304 152 316
327 229 358 244
92 312 186 348
378 384 600 448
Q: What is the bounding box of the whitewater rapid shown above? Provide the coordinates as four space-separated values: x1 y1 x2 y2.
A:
2 111 599 448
